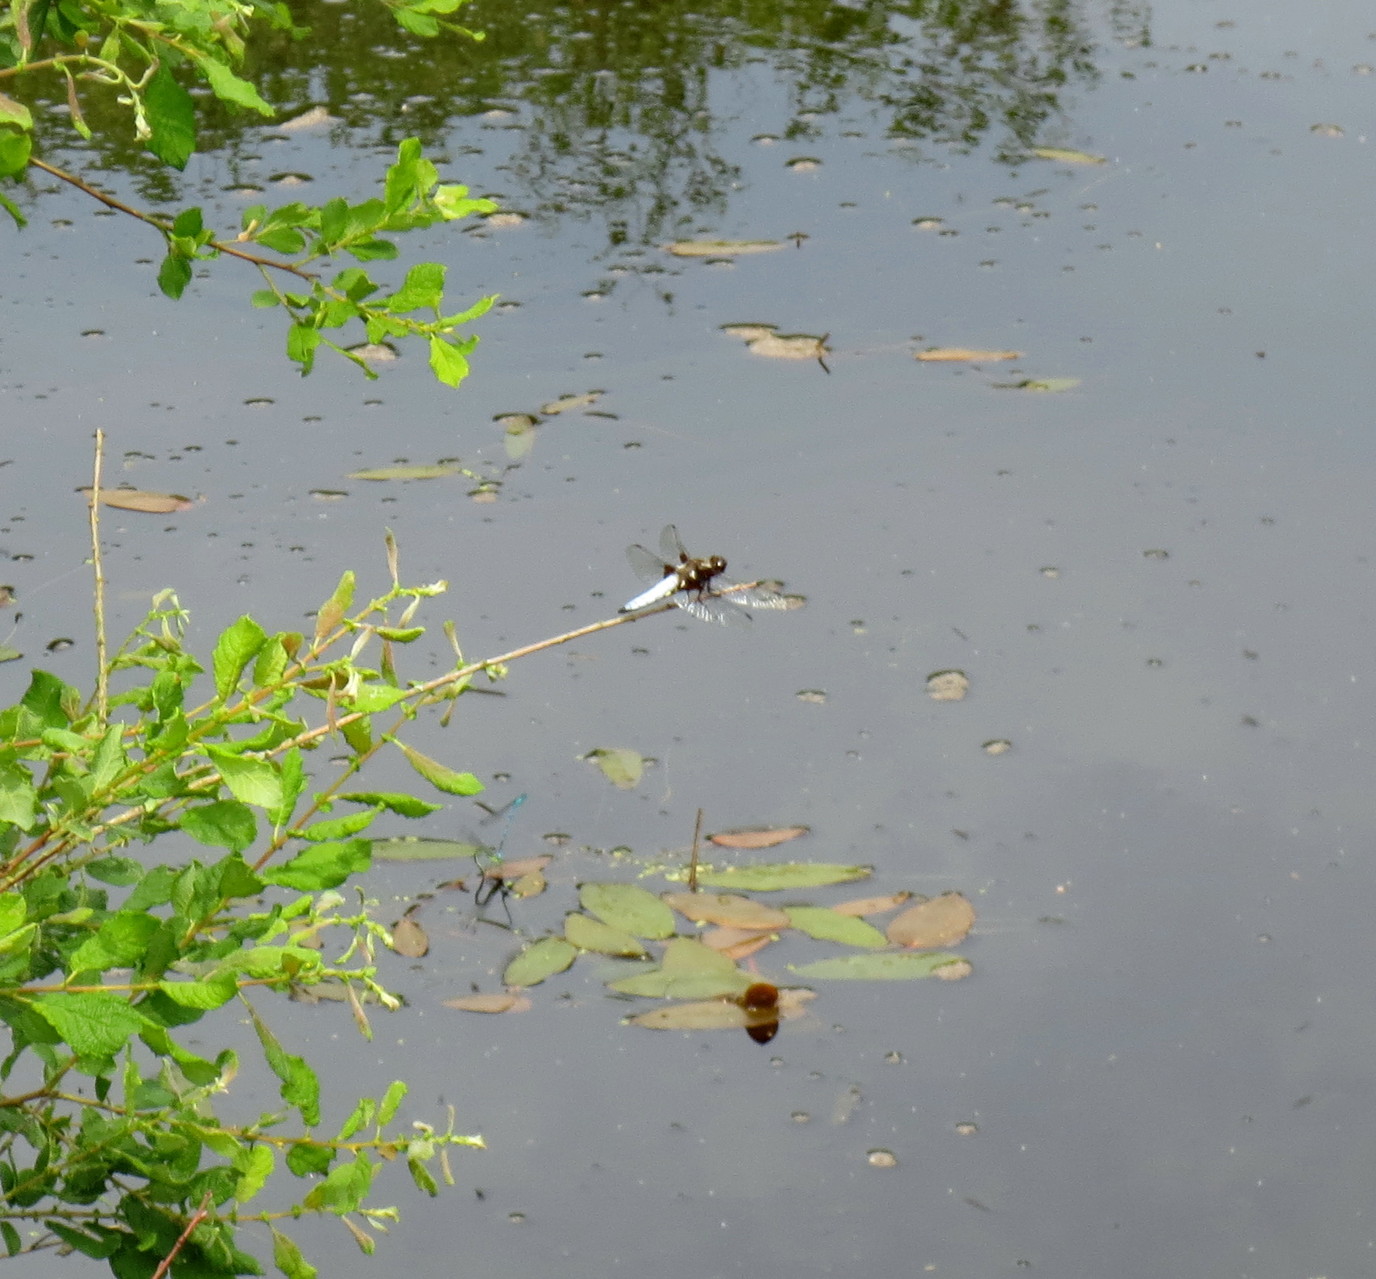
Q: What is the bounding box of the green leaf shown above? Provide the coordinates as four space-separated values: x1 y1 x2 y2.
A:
234 1144 275 1203
338 791 442 818
143 65 197 169
0 764 38 830
428 335 471 388
314 570 355 640
502 936 577 988
607 938 752 1000
89 723 127 792
205 746 284 811
246 1002 321 1125
387 262 445 313
578 882 676 940
271 1227 318 1279
788 951 969 980
213 615 269 699
287 322 320 372
391 740 482 796
785 906 889 949
180 800 258 853
563 912 648 957
0 894 25 936
262 840 370 891
693 863 872 891
0 126 30 180
0 94 33 130
29 992 147 1059
156 972 238 1009
300 809 378 841
198 57 274 115
378 1080 407 1126
84 856 143 886
68 912 159 972
156 250 194 299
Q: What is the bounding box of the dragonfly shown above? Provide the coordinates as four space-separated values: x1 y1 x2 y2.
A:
619 525 791 627
469 793 527 910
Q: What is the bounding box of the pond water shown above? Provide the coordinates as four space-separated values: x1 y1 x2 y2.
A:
6 0 1376 1275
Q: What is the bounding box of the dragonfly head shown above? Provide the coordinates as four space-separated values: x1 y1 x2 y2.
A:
707 555 727 573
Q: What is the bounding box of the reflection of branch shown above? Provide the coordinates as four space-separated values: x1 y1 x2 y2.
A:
28 158 317 280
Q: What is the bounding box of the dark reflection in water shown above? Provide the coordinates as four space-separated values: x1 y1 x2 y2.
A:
35 1 1151 250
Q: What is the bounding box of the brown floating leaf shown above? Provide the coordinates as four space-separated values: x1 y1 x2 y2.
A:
667 239 784 257
915 348 1021 362
661 892 790 929
481 855 553 881
79 488 195 514
389 915 429 958
709 825 809 850
833 891 913 917
701 924 778 952
442 993 532 1014
540 390 603 415
886 892 976 949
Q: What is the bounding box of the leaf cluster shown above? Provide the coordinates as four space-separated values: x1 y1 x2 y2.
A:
0 548 495 1273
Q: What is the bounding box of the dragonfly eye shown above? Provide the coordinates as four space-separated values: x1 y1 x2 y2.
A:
710 556 727 572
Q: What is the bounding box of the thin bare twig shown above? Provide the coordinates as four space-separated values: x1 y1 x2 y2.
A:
689 808 703 892
28 158 318 281
150 1190 213 1279
89 430 107 722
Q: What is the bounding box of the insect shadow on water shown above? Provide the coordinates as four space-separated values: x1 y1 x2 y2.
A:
468 793 528 927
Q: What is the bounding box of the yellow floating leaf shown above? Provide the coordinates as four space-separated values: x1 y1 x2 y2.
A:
915 348 1021 362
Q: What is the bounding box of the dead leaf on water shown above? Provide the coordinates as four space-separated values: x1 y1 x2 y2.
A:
748 333 828 360
661 892 790 929
915 348 1021 363
667 239 784 257
701 926 777 961
541 391 603 415
721 323 778 341
79 488 196 514
389 914 429 958
279 106 336 131
442 993 532 1014
992 377 1081 393
481 855 553 881
348 463 471 481
1031 146 1107 165
886 892 976 949
709 825 809 850
832 891 913 917
926 670 969 702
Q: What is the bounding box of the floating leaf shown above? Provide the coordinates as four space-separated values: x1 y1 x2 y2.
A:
661 892 789 929
79 488 195 513
915 348 1021 362
1031 146 1107 165
579 882 676 939
832 891 913 917
564 912 648 957
483 855 553 881
607 938 752 999
627 987 814 1031
584 747 644 790
371 837 483 862
540 391 603 415
747 333 827 360
701 927 776 961
510 871 547 899
348 463 469 481
666 239 784 257
503 936 577 988
693 863 871 891
992 377 1081 393
886 893 976 948
389 915 429 958
785 906 888 949
926 669 969 701
442 993 531 1014
789 951 968 980
708 826 809 850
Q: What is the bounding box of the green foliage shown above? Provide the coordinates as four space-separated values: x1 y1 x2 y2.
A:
0 0 493 384
0 560 495 1272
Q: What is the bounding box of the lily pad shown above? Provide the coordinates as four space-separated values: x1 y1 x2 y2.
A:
661 892 789 929
564 912 649 957
693 863 872 891
580 882 677 939
789 951 969 981
584 747 644 790
503 936 577 988
886 893 976 948
607 938 752 999
784 906 888 949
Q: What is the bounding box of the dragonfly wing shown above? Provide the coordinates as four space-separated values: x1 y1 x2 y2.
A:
680 591 752 627
627 542 672 584
722 581 792 610
660 524 690 564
